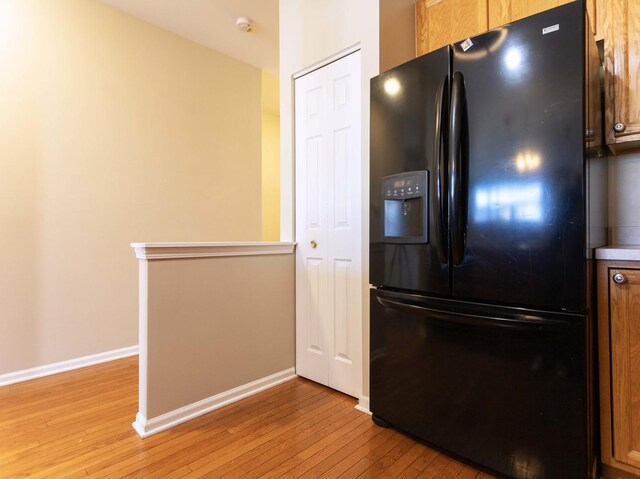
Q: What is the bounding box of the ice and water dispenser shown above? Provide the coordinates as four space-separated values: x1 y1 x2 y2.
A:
381 171 429 244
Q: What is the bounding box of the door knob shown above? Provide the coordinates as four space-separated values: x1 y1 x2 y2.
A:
310 240 317 248
613 273 627 284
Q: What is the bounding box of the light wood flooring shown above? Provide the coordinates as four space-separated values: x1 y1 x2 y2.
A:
0 357 497 478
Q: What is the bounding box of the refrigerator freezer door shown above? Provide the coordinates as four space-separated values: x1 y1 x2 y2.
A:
450 2 586 312
370 289 589 479
370 47 451 295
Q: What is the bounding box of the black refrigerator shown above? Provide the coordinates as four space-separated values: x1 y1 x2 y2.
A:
369 2 607 478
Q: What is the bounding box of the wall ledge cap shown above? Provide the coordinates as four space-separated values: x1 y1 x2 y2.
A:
131 242 296 260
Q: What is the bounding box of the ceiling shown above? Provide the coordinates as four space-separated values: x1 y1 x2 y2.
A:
99 0 279 74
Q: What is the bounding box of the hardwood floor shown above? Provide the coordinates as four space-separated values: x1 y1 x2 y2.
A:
0 357 496 478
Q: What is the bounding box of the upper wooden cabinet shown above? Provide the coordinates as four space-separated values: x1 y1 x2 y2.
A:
416 0 488 56
487 0 573 29
415 0 640 152
603 0 640 151
487 0 601 37
416 0 602 54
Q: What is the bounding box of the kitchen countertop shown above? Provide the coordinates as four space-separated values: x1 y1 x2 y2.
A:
596 245 640 261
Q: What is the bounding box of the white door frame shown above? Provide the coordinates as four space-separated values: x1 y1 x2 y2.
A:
292 44 364 402
293 44 362 80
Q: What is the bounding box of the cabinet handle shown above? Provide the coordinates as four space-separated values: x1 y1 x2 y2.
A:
613 273 627 284
310 240 317 249
614 122 626 133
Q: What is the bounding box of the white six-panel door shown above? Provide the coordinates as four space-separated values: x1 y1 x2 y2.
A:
295 51 362 398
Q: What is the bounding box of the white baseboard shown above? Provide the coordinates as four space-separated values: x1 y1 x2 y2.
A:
355 395 371 415
132 367 298 438
0 345 139 388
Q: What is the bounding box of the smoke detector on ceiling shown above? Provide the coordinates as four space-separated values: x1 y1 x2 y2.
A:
236 17 254 32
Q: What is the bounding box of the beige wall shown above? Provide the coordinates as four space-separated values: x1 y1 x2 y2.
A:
609 151 640 244
262 71 280 241
379 0 416 72
145 253 294 418
279 0 380 397
0 0 263 375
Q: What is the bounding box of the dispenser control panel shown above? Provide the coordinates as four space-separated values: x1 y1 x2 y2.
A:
382 171 429 244
384 176 424 199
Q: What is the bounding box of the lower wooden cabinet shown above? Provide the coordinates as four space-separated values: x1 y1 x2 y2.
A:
598 260 640 478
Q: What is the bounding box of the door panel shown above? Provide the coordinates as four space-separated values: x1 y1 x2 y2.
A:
451 3 586 312
295 51 362 398
333 259 351 362
370 47 451 296
306 138 322 228
306 258 323 354
610 268 640 469
333 129 350 225
370 289 589 479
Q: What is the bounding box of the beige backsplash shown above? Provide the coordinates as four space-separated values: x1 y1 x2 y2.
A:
609 150 640 244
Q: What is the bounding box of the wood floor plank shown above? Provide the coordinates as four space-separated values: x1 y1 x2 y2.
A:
396 447 440 479
376 442 435 479
119 394 351 479
313 428 397 479
356 434 416 478
231 410 366 479
97 387 332 479
256 416 379 479
183 392 350 478
416 453 467 478
331 432 405 479
476 471 499 478
457 463 482 479
292 419 382 479
0 356 491 479
85 383 327 478
19 431 137 478
205 401 356 478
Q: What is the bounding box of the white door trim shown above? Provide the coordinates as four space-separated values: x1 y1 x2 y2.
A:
293 43 362 80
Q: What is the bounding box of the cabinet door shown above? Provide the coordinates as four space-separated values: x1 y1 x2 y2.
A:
591 0 605 40
416 0 487 55
603 0 640 148
487 0 601 38
610 268 640 469
487 0 574 29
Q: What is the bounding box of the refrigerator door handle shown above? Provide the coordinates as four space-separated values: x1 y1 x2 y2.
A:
433 75 449 268
376 295 569 331
449 71 467 267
